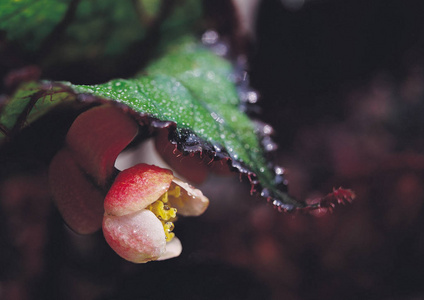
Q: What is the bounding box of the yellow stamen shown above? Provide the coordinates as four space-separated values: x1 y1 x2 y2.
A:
147 185 180 242
167 183 185 209
168 185 181 198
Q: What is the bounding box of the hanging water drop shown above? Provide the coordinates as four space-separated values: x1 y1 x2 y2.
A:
202 30 219 45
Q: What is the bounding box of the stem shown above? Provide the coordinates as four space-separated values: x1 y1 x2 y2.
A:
12 90 46 135
116 0 177 77
37 0 81 61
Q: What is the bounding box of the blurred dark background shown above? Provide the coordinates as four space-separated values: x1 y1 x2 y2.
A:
251 0 424 147
240 0 424 299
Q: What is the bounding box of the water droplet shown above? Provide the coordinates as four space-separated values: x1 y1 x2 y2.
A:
202 30 219 45
254 121 274 136
275 166 285 175
263 125 273 135
246 91 258 103
262 136 277 152
261 188 270 198
211 112 225 124
272 199 294 211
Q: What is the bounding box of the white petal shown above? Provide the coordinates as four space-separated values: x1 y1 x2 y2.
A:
157 237 182 261
169 178 209 216
103 209 166 263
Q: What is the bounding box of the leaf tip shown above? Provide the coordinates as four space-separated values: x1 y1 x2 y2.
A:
301 187 356 213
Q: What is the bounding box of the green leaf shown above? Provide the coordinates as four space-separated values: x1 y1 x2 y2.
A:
0 82 77 140
0 0 202 60
0 38 307 210
0 0 70 50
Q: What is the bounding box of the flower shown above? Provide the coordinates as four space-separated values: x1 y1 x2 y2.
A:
48 104 210 262
102 163 209 263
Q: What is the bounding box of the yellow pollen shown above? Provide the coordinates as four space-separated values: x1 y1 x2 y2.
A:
147 185 180 242
168 185 181 198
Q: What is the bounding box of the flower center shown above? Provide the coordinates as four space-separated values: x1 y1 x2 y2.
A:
147 184 180 242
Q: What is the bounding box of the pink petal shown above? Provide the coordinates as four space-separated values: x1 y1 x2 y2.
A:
104 164 174 216
49 149 104 234
66 105 138 187
102 209 166 263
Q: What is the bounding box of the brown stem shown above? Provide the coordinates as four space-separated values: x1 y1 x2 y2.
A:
11 90 46 135
0 124 10 138
132 0 152 27
37 0 81 61
115 0 177 77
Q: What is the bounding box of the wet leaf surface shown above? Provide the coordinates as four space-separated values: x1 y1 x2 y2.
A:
0 38 322 210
